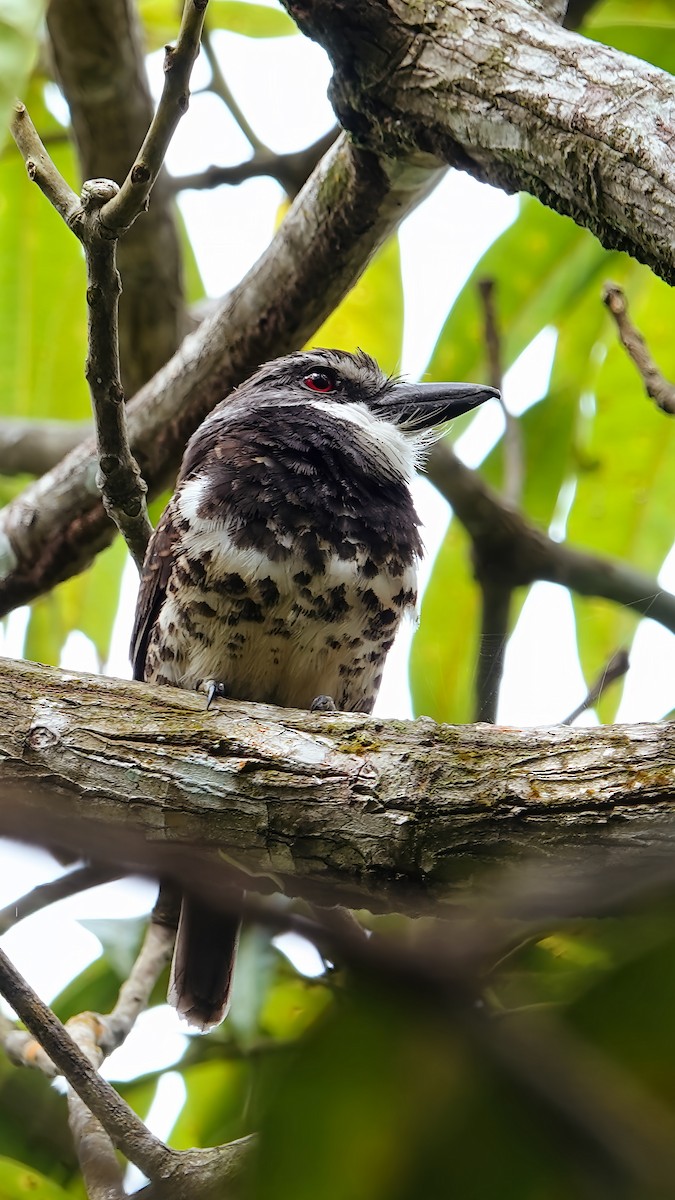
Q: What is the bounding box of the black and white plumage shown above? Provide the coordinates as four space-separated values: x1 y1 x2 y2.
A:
131 348 497 1029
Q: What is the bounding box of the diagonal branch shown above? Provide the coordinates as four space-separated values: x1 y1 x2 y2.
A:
285 0 675 283
603 283 675 416
101 0 209 234
0 944 176 1180
426 442 675 635
0 864 121 935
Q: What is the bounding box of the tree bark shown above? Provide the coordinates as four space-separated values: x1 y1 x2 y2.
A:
2 657 675 916
287 0 675 283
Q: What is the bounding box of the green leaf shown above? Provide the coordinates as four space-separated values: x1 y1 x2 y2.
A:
253 984 593 1200
0 1157 71 1200
169 1059 251 1149
310 235 404 376
569 918 675 1108
259 976 332 1040
425 197 614 388
0 1059 75 1181
410 519 481 724
52 916 167 1024
583 0 675 74
139 0 296 50
0 88 89 422
24 537 126 668
227 927 280 1046
0 2 45 154
567 265 675 718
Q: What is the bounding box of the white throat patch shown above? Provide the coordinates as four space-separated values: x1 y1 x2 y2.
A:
309 400 419 483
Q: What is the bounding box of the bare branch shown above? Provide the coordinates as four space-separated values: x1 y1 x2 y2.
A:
9 104 80 225
603 283 675 416
8 115 151 562
474 578 511 723
0 864 121 935
0 419 90 477
169 127 339 199
426 443 675 636
202 25 267 155
562 647 630 726
102 0 209 234
67 1090 127 1200
477 278 522 505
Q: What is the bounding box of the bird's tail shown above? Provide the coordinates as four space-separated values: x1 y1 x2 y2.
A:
168 894 241 1031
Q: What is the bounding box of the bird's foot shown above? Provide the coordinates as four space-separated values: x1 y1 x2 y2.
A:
310 694 337 713
203 680 228 710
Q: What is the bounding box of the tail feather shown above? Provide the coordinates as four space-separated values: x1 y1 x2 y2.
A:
168 894 241 1031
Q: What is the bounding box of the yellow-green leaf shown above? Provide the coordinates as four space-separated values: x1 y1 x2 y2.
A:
0 1 45 153
309 235 403 376
0 1158 70 1200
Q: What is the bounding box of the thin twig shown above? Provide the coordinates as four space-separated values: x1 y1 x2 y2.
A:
478 277 523 504
472 280 517 721
0 945 175 1180
0 864 122 935
9 2 210 568
202 25 267 155
9 104 80 225
102 0 210 233
80 178 153 569
168 126 338 199
561 647 630 725
9 108 153 569
603 283 675 415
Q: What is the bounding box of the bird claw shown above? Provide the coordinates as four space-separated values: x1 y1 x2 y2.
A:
204 680 227 710
310 694 337 713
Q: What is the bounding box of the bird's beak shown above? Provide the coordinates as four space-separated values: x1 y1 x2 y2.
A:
376 381 499 431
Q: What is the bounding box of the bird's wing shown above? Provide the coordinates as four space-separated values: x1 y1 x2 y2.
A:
130 503 180 681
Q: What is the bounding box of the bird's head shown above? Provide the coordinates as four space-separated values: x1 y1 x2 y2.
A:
231 347 499 437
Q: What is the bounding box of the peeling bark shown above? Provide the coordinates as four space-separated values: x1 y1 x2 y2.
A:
2 657 675 915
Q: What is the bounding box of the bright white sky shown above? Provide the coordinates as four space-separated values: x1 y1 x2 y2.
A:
1 13 675 1158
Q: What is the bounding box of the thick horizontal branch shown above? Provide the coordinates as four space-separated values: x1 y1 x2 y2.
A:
2 657 675 915
0 137 441 614
287 0 675 282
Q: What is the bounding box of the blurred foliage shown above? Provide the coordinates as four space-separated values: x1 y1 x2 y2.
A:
1 5 675 1200
0 0 45 154
139 0 297 50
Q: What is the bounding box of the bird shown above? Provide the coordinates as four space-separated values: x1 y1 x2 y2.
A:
131 348 498 1029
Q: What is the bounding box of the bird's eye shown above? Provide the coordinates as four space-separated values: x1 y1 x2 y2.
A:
303 371 335 393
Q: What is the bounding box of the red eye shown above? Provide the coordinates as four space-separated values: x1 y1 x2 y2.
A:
304 371 335 393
